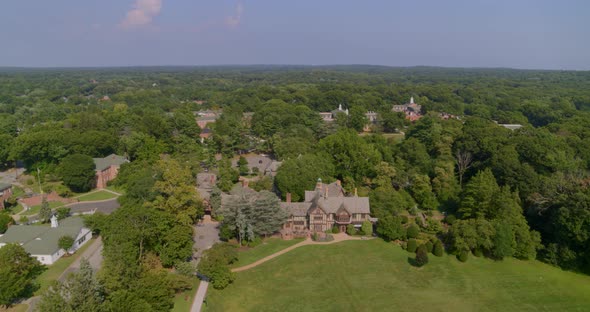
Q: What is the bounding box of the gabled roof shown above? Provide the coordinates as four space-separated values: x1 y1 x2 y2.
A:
280 202 311 217
93 154 128 171
0 183 11 191
0 217 87 255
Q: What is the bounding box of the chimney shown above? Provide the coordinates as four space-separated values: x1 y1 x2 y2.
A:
286 193 291 203
315 178 323 191
354 188 358 197
50 215 59 228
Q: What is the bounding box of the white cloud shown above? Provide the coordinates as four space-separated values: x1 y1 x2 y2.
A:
120 0 162 28
225 1 244 28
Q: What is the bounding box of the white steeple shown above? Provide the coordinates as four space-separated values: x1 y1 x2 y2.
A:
345 108 349 115
338 104 343 111
410 96 414 104
50 215 58 228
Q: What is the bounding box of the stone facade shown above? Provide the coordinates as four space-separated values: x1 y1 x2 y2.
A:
0 183 12 210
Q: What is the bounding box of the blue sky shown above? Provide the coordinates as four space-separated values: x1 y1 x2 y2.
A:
0 0 588 69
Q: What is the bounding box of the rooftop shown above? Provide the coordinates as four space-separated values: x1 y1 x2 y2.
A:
93 154 128 171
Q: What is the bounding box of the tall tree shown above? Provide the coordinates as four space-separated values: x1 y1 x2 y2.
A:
58 154 96 192
0 244 42 308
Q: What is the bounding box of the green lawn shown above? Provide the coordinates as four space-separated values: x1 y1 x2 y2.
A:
34 237 97 295
22 201 63 216
206 239 590 312
0 304 28 312
172 278 200 312
231 238 305 268
77 190 119 202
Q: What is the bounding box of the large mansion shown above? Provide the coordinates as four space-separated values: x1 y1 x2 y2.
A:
281 179 372 235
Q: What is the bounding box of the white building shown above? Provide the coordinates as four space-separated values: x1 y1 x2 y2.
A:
0 216 92 265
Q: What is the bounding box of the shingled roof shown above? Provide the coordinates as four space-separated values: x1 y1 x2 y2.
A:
93 154 128 171
0 217 87 255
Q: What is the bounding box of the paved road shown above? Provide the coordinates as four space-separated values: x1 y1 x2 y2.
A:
191 281 209 312
59 237 104 281
68 198 120 215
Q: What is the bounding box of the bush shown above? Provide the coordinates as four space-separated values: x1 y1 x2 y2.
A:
407 224 420 239
433 240 444 257
219 223 234 241
415 217 425 228
247 236 262 248
56 207 71 220
458 250 469 262
0 212 12 234
175 261 198 277
407 238 418 253
401 215 409 224
361 220 372 236
415 246 429 267
58 235 75 253
346 224 356 236
19 215 29 224
425 241 434 253
444 214 457 225
331 226 340 234
473 248 483 257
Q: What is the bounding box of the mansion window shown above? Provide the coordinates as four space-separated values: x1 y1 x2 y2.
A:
78 236 86 245
294 221 305 225
313 216 323 221
313 225 323 231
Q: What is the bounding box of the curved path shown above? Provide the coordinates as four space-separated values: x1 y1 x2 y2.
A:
232 233 371 272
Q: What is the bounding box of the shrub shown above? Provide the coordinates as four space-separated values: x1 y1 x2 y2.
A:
219 223 234 241
312 232 319 241
415 217 425 228
444 214 457 225
425 241 434 253
56 207 71 220
407 238 418 253
346 224 356 236
247 236 262 248
415 246 429 267
458 250 469 262
58 235 75 253
175 261 198 277
0 212 12 234
400 215 409 224
473 248 483 257
407 224 420 239
331 226 340 234
361 220 372 236
433 240 444 257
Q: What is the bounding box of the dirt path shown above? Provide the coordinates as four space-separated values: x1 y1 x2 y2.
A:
232 234 371 272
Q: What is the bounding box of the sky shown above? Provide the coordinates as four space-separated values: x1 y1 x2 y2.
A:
0 0 588 69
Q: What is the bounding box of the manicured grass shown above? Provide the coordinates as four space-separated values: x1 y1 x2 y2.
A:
7 203 24 215
206 239 590 312
77 190 118 202
105 185 125 194
172 278 200 312
34 237 97 295
231 238 305 268
0 304 28 312
22 201 63 216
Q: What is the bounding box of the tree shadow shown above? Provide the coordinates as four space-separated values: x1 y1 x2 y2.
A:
407 257 418 267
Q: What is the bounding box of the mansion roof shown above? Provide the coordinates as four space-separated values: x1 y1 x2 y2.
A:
283 181 370 217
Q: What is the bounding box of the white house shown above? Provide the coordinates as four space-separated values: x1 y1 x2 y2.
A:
0 216 92 265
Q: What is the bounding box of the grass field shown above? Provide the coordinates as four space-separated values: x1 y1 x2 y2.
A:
172 278 200 312
0 304 28 312
22 201 63 216
34 237 96 295
206 239 590 312
231 238 305 268
77 190 119 202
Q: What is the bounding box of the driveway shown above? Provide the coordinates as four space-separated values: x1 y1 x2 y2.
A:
193 221 220 260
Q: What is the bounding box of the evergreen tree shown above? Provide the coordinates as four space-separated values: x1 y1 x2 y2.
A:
39 196 52 224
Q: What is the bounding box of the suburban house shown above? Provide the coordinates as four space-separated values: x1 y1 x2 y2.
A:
392 97 422 121
0 183 12 210
232 154 282 177
0 216 92 265
281 179 372 236
195 110 221 129
319 104 349 122
94 154 128 189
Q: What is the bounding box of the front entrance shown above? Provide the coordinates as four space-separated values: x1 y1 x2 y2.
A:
340 225 346 233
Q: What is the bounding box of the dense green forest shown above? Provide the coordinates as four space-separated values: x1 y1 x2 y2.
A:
1 66 590 310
